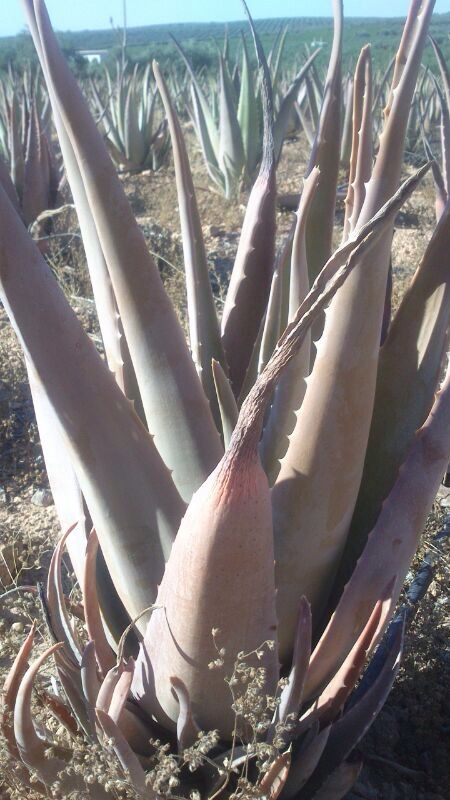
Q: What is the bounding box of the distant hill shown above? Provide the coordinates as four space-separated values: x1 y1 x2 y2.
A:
1 13 449 73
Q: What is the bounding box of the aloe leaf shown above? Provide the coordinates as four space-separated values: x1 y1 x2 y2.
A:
0 183 185 631
273 162 431 663
221 9 277 398
1 624 38 764
300 623 403 799
237 33 260 179
273 1 435 663
307 353 450 699
25 0 223 501
170 676 201 752
272 596 311 741
423 128 447 219
343 45 373 241
96 709 151 795
334 195 450 592
304 0 343 282
260 168 319 483
218 52 245 198
8 92 24 200
339 75 354 169
83 531 116 676
154 61 226 429
274 48 322 164
190 83 224 191
46 526 84 666
212 358 239 446
171 34 220 162
22 104 49 225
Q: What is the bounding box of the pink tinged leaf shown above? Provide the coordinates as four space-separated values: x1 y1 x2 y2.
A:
306 357 450 700
304 595 389 727
81 640 102 735
37 689 79 737
25 0 223 502
1 623 36 761
335 194 450 593
221 7 277 398
96 664 123 715
108 660 135 725
170 676 201 753
212 358 239 447
96 709 151 796
83 530 116 676
153 61 226 429
0 181 184 631
13 642 68 779
272 164 430 662
282 723 331 798
46 523 83 666
299 623 403 799
304 0 343 282
54 647 93 737
258 750 291 800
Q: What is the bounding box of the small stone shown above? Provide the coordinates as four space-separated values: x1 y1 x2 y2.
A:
11 622 24 633
31 488 54 507
207 225 223 237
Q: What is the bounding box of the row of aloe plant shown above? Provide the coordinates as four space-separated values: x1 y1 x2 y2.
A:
0 64 62 226
1 0 449 798
88 61 171 172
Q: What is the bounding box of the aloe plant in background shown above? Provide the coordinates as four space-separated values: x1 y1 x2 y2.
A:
89 60 171 171
0 0 449 799
174 29 320 198
0 65 62 226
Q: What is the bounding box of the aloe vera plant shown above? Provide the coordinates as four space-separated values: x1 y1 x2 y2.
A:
174 29 320 198
89 61 171 171
1 1 449 799
0 65 62 226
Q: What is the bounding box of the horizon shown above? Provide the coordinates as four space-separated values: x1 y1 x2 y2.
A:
1 0 450 38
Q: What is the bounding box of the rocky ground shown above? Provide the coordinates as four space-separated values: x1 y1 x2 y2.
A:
0 132 448 799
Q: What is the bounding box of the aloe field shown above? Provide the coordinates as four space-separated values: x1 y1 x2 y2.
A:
0 1 449 800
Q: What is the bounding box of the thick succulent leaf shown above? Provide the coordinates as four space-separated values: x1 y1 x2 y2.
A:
190 84 225 191
0 183 184 631
212 358 239 447
1 624 39 766
273 48 322 164
339 76 354 169
273 164 430 662
27 368 90 584
0 152 20 212
171 34 220 164
273 0 434 662
24 0 223 502
304 0 343 282
306 355 450 699
237 33 260 179
170 676 201 753
221 9 277 398
22 104 50 225
300 623 403 798
218 53 245 198
154 61 226 429
96 709 151 796
343 46 373 240
83 530 116 676
46 525 83 666
260 168 319 483
336 195 450 590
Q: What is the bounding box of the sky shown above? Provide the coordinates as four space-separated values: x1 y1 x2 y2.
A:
1 0 450 37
